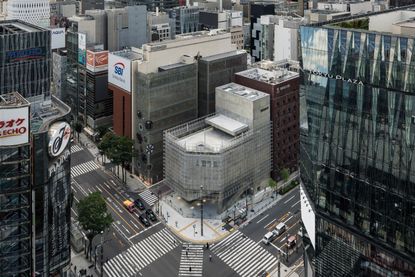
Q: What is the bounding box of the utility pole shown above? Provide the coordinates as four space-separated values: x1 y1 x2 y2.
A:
200 185 204 237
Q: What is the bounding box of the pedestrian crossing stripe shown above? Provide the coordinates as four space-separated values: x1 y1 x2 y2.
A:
139 189 158 207
104 228 178 277
71 144 83 153
71 160 99 178
179 244 204 277
211 230 278 277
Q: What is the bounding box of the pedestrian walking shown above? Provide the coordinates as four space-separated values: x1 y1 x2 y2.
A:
186 250 188 257
189 266 192 272
206 242 209 250
209 254 212 262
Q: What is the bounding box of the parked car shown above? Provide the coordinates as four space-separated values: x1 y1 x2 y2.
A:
146 209 157 221
139 214 151 227
134 199 145 210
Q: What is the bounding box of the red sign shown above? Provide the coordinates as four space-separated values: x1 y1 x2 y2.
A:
86 50 109 72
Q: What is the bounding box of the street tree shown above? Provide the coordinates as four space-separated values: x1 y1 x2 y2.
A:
111 135 135 183
280 168 290 183
268 178 277 197
77 192 113 259
73 121 83 141
98 132 115 164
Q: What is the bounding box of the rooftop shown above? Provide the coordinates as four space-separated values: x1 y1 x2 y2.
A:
0 92 30 107
217 83 268 101
31 96 71 133
205 114 248 136
200 50 246 62
0 20 45 35
235 67 299 85
111 48 143 61
177 126 235 153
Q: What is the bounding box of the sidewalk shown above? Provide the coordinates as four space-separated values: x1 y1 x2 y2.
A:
70 249 98 277
76 132 147 193
160 186 289 244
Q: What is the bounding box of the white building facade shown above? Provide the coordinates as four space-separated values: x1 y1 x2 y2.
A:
7 0 50 27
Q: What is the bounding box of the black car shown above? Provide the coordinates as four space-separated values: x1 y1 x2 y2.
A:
134 199 145 210
139 214 151 227
146 209 157 221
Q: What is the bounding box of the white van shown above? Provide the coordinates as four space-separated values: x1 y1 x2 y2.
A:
275 222 287 236
262 231 277 245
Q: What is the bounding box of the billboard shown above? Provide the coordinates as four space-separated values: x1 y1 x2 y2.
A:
48 122 71 157
6 47 46 63
0 106 30 146
108 53 131 91
78 33 86 65
86 50 109 72
50 28 66 49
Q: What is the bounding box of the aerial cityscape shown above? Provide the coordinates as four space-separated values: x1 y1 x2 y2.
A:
0 0 413 276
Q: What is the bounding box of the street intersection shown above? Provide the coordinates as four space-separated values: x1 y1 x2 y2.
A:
70 141 303 277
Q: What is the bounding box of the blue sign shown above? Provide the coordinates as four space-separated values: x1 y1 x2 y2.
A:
6 47 45 63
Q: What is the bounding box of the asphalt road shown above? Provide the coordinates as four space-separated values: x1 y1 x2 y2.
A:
70 143 160 262
70 142 303 276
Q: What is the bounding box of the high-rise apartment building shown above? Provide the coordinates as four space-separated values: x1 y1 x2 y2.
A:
299 7 415 276
7 0 50 27
0 21 71 277
234 61 300 179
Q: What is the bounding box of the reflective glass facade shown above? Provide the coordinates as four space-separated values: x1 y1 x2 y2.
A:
300 24 415 276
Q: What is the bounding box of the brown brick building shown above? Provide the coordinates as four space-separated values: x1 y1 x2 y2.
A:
234 66 299 179
109 83 132 138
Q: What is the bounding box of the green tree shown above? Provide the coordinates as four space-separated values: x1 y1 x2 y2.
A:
280 168 290 183
73 121 83 141
96 126 109 140
77 192 113 259
98 132 115 164
111 136 135 183
268 178 277 198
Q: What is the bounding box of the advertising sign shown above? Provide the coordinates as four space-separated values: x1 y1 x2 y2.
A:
50 28 66 49
86 50 109 72
108 53 131 91
0 106 29 146
78 33 86 65
6 47 46 63
48 122 71 157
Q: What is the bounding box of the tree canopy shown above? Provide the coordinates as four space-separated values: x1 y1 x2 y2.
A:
77 192 113 238
280 168 290 183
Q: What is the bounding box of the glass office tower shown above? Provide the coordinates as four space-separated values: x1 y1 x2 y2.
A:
299 8 415 277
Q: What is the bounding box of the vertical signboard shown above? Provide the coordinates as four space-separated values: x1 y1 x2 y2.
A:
78 33 86 65
0 106 30 146
50 28 66 49
108 53 131 91
86 50 109 72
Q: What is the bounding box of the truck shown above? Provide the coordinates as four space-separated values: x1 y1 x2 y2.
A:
123 200 135 213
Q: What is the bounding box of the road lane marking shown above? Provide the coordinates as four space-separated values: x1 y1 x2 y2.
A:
105 195 139 233
99 183 146 229
256 214 269 224
73 195 79 203
284 195 295 204
291 200 300 208
264 218 277 229
128 221 161 240
71 208 78 216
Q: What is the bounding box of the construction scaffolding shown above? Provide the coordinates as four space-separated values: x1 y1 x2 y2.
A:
164 114 272 213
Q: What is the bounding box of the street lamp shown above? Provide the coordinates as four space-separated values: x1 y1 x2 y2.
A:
200 185 204 237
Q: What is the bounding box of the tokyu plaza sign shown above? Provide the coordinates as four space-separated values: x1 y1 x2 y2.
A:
305 69 364 86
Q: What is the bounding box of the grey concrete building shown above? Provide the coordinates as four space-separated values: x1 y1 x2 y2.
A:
106 5 148 51
164 83 271 212
198 51 247 117
169 6 201 35
81 0 104 13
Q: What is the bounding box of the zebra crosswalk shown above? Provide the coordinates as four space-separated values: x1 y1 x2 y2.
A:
104 228 178 277
179 244 204 277
71 161 100 178
70 144 83 153
211 230 278 277
139 189 158 207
